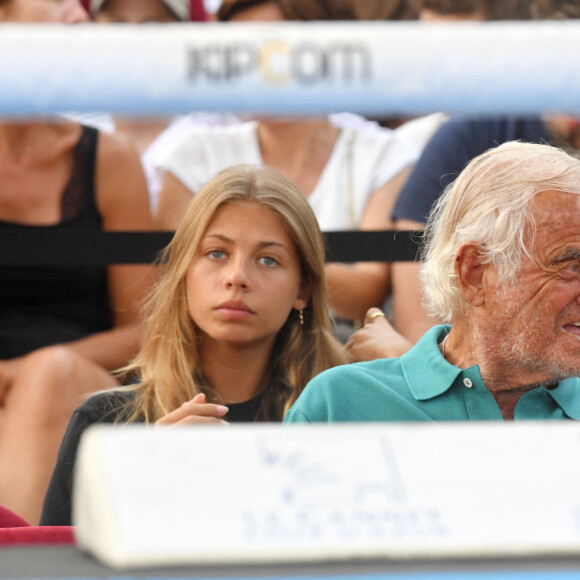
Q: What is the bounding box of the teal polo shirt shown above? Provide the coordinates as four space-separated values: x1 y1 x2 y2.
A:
284 325 580 423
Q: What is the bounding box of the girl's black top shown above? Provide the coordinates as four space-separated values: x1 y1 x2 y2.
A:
40 388 269 526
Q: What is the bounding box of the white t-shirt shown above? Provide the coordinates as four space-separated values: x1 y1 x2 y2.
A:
143 113 239 210
394 112 450 152
157 120 419 231
65 112 240 211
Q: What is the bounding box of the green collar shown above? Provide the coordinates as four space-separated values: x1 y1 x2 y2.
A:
400 325 580 419
401 325 460 401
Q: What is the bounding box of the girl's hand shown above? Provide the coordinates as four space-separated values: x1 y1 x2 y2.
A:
154 393 230 426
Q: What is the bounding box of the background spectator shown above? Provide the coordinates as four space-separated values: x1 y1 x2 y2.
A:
353 0 418 21
0 0 154 526
531 0 580 18
82 0 207 22
418 0 530 20
82 0 238 212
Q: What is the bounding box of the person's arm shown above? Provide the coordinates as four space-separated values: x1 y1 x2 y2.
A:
324 167 411 321
345 307 413 362
62 131 155 371
154 172 195 230
345 219 439 363
385 119 477 342
345 118 485 358
391 218 442 343
344 219 440 362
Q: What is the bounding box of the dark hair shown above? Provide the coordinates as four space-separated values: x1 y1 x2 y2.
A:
419 0 488 16
531 0 580 18
354 0 418 20
418 0 531 18
488 0 531 19
217 0 357 21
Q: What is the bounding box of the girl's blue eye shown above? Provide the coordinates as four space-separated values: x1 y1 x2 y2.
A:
259 256 279 267
209 250 226 260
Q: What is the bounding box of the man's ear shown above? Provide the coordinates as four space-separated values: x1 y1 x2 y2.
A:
455 244 486 307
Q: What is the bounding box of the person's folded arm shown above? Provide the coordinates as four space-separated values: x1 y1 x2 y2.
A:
391 218 442 344
325 167 410 321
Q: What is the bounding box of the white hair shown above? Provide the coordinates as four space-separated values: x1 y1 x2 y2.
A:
420 140 580 322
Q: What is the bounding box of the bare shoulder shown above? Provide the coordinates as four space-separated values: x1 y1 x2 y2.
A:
96 129 141 168
94 130 151 230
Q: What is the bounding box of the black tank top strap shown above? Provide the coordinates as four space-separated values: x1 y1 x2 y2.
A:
61 125 100 223
0 124 112 359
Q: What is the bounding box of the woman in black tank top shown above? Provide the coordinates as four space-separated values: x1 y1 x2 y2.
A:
0 0 154 525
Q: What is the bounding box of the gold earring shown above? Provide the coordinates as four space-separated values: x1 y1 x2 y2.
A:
299 309 304 326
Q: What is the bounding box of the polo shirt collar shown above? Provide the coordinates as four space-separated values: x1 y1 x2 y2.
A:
401 326 580 416
400 325 463 401
544 378 580 419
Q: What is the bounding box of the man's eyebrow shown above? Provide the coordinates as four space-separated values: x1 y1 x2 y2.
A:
549 248 580 266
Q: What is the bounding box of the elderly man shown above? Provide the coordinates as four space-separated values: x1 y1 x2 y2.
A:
285 141 580 422
343 0 580 360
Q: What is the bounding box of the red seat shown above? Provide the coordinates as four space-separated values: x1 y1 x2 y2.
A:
0 504 74 546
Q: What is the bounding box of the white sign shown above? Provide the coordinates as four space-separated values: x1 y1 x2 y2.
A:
74 422 580 569
1 21 580 115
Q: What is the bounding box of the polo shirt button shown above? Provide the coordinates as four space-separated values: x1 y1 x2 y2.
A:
463 378 473 388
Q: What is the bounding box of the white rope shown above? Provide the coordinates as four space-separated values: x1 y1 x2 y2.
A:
1 20 579 116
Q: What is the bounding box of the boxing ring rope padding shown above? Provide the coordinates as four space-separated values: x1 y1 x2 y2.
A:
0 230 423 265
1 20 579 116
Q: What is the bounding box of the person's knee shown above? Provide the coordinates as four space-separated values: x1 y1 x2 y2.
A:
11 347 110 421
19 346 84 383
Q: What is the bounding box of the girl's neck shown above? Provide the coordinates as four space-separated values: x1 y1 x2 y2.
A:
200 339 274 404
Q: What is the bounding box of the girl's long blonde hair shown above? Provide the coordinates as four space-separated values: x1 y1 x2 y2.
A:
117 164 347 423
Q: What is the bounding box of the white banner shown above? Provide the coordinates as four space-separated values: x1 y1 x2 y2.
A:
2 21 580 116
74 422 580 569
